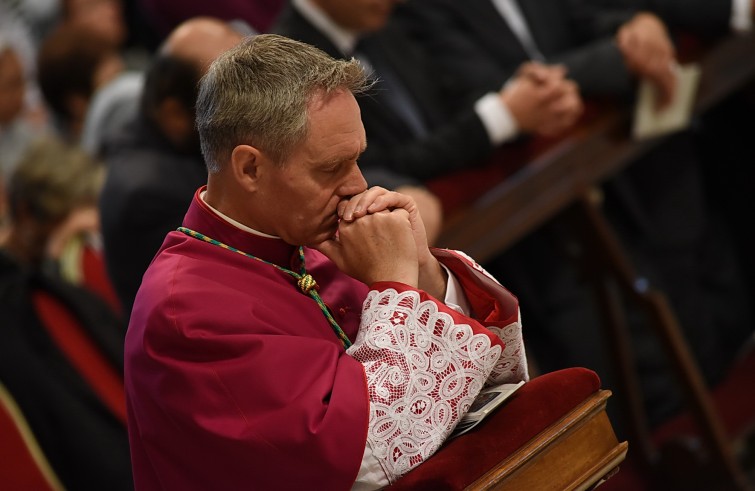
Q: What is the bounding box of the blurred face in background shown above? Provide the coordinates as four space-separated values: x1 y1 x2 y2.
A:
312 0 403 33
64 0 127 48
0 48 25 126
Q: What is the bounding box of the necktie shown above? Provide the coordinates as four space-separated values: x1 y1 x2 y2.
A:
491 0 545 61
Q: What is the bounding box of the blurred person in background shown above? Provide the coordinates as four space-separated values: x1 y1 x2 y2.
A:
0 136 130 490
397 0 754 428
99 17 244 317
0 19 51 244
36 23 125 142
272 0 583 252
0 22 49 181
1 136 119 311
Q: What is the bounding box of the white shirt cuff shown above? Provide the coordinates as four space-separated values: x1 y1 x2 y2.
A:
474 92 519 146
441 263 471 316
353 441 389 490
732 0 753 31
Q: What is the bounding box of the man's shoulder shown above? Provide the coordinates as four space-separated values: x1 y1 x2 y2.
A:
270 4 343 59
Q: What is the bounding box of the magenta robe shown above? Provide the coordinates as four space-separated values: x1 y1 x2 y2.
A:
125 188 526 490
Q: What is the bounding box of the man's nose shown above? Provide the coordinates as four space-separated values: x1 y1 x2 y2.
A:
341 163 368 197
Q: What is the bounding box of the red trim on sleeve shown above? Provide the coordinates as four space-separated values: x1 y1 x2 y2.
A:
369 281 504 351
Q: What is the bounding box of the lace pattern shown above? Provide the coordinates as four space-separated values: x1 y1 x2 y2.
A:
347 288 509 482
487 319 526 385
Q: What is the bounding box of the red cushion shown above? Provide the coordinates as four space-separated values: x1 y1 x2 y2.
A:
388 367 601 490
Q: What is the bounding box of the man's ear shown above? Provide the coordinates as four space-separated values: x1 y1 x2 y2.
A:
230 144 265 191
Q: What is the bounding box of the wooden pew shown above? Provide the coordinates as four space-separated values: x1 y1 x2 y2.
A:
425 31 755 490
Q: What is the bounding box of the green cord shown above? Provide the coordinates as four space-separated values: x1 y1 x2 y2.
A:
177 227 352 349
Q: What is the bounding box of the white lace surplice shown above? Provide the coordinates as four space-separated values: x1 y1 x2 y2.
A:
348 251 527 484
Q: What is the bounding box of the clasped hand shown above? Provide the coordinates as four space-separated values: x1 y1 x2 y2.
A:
617 12 677 109
314 187 447 298
501 61 584 137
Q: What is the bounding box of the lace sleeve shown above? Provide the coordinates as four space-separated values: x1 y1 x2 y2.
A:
346 287 505 483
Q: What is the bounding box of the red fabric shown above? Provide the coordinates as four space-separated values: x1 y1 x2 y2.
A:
387 367 602 490
0 388 57 491
126 189 371 491
81 245 122 316
138 0 285 36
126 188 525 490
33 291 127 425
431 248 520 328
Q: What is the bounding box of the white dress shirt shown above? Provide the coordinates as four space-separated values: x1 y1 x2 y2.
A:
732 0 753 31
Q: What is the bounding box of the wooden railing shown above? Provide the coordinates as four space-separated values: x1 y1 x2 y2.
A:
426 31 755 490
431 30 755 264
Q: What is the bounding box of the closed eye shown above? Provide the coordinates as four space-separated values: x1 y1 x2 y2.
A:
321 164 342 174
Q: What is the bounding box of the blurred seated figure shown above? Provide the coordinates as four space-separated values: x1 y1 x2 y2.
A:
61 0 127 53
0 0 60 48
272 0 582 258
0 21 50 185
397 0 754 428
595 0 755 318
592 0 753 35
0 136 131 490
80 70 144 158
99 18 244 317
37 24 125 142
2 137 119 312
60 0 152 70
273 0 583 189
66 0 147 158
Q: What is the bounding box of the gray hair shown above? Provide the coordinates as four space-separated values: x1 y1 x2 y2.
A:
196 33 370 173
8 136 104 223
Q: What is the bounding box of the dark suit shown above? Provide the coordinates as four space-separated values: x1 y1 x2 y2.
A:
0 251 132 490
99 116 207 317
590 0 734 34
273 6 497 188
397 0 637 110
399 0 752 428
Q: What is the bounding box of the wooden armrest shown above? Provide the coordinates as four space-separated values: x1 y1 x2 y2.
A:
469 389 628 491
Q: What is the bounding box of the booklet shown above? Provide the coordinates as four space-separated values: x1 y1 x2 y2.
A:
452 380 525 437
632 62 701 141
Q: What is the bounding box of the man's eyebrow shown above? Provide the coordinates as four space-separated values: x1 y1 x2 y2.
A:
321 143 368 166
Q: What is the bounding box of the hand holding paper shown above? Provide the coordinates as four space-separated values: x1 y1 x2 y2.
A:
632 63 701 141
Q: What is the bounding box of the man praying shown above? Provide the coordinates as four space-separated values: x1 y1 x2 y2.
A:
124 34 528 490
